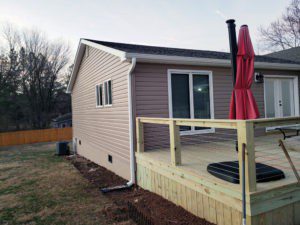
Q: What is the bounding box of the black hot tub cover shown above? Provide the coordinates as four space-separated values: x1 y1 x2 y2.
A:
207 161 285 184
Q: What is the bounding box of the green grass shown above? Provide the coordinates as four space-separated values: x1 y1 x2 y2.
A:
0 143 112 225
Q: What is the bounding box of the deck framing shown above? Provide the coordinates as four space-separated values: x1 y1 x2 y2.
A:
136 117 300 225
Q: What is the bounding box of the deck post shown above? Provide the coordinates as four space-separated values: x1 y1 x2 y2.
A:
237 120 256 192
136 118 144 153
169 120 181 166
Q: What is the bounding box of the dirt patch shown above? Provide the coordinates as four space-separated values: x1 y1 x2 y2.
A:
68 155 215 225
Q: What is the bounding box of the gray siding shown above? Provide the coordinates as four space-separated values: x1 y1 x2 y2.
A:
72 46 131 180
133 63 300 149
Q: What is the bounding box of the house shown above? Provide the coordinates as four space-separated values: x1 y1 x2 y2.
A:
67 39 300 224
67 39 300 181
51 113 72 128
267 46 300 63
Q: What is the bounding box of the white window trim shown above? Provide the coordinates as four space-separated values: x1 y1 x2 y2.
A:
95 83 104 108
263 75 299 131
104 79 113 107
167 69 215 135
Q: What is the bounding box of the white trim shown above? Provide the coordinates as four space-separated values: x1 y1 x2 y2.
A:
103 79 112 107
66 41 86 93
167 69 215 135
66 39 127 93
67 40 300 93
127 53 300 71
127 57 136 186
264 75 299 130
81 40 127 61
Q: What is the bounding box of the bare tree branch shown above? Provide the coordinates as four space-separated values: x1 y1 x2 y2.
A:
259 0 300 51
1 25 70 129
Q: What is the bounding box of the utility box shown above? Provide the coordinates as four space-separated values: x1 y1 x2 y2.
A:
56 141 70 155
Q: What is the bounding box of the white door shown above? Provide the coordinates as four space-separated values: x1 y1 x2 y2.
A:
265 77 296 118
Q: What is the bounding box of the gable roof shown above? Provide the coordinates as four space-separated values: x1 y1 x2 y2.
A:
266 47 300 63
85 39 299 65
67 39 300 93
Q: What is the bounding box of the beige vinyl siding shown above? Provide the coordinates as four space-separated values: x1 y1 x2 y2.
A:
72 46 131 180
133 63 300 149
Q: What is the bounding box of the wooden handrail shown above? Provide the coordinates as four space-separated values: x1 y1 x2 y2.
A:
250 116 300 127
138 117 239 129
138 116 300 129
136 116 300 193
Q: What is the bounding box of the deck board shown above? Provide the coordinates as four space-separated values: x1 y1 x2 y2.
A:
142 134 300 192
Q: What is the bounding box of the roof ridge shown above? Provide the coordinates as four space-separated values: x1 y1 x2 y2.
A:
84 38 230 55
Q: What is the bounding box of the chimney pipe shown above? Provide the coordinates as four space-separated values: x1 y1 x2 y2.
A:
226 19 238 86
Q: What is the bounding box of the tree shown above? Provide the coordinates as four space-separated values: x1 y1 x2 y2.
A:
259 0 300 51
0 24 71 130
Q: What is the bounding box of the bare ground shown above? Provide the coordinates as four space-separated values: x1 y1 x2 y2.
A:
68 154 214 225
0 142 214 225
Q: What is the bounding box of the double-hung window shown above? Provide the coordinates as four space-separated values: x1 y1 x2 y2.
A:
96 84 103 107
168 70 214 134
104 80 112 106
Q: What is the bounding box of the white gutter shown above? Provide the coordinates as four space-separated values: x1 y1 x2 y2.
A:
125 53 300 71
126 57 137 186
68 41 300 93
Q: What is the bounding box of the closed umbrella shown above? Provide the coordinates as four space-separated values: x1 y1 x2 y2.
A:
228 24 259 225
229 25 260 120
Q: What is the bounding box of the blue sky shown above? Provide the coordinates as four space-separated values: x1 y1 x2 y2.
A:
0 0 289 56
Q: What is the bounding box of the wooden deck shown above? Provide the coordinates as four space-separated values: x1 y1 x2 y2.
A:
140 134 300 193
135 117 300 225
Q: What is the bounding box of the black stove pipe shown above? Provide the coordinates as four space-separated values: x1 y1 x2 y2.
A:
226 19 238 86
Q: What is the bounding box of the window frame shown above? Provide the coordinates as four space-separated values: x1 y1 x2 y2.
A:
103 79 112 107
95 83 103 108
167 69 215 135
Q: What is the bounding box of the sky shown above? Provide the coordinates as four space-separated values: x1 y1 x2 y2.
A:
0 0 289 58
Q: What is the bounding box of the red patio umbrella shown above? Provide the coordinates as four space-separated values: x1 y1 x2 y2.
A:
229 25 260 120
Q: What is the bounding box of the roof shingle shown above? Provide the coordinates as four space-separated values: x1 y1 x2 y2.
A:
266 47 300 63
85 39 300 65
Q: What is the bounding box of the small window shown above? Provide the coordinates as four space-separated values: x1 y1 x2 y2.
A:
96 84 103 107
104 80 112 106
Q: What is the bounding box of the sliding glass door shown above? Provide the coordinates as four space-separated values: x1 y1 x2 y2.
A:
171 74 191 131
169 70 214 134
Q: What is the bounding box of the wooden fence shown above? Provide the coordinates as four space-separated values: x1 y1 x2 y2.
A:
0 127 72 147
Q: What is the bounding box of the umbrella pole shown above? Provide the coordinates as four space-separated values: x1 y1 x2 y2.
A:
242 143 246 225
226 19 246 225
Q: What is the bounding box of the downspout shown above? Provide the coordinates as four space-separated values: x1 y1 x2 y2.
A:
100 57 137 193
126 57 137 186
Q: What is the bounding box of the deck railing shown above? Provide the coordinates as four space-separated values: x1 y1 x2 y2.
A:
136 116 300 193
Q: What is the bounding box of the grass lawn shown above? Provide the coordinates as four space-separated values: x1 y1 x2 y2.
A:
0 143 115 225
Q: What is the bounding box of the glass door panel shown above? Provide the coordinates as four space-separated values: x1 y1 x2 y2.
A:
265 79 276 118
193 75 210 130
171 73 191 131
280 79 295 117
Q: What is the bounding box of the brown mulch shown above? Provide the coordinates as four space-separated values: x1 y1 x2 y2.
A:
67 155 215 225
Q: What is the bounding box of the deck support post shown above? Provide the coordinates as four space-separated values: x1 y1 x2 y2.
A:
237 121 256 193
136 118 144 153
169 120 181 166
